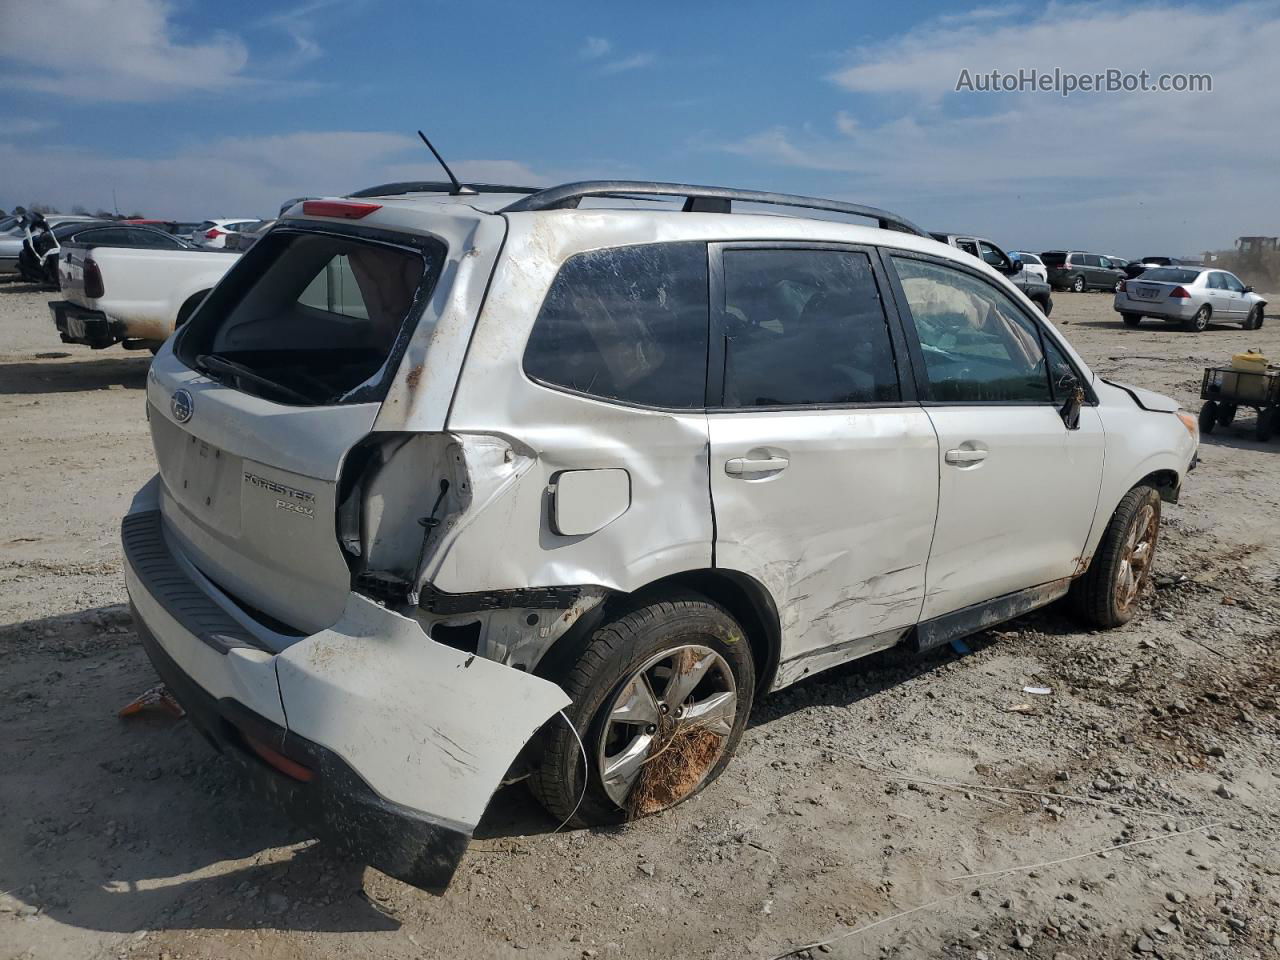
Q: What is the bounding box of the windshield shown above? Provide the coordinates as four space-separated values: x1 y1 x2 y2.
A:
175 226 444 406
1139 267 1201 283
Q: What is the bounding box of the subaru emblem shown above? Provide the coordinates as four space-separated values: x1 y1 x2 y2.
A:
171 389 194 423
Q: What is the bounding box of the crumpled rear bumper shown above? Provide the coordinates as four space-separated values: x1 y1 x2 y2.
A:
134 609 471 890
122 476 571 891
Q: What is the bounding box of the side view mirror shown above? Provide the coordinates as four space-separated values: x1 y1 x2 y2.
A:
1244 285 1254 293
1058 377 1083 430
1001 257 1021 275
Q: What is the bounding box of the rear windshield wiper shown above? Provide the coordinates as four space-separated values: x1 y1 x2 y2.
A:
195 353 319 405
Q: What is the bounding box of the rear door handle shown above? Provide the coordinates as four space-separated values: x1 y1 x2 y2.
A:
725 456 790 477
944 448 988 465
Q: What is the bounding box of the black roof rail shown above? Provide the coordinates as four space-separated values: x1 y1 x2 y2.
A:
500 180 925 235
348 181 544 199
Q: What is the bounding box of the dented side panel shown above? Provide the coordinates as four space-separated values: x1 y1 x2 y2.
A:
275 593 570 828
708 408 939 679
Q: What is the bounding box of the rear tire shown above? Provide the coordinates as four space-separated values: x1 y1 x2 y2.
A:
1071 275 1086 293
529 595 755 828
1070 486 1162 628
1198 400 1218 435
1122 313 1142 327
1184 305 1210 332
1217 403 1237 427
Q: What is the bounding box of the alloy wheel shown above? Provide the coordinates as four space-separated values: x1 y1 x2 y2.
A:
1115 502 1158 613
596 644 737 814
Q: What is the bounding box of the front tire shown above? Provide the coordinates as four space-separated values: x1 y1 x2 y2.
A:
1184 305 1211 332
1071 275 1086 293
1070 486 1162 628
1244 306 1264 331
529 596 755 827
1122 313 1142 327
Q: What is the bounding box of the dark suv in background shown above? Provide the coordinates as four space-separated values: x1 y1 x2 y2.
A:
1042 251 1126 293
930 232 1054 315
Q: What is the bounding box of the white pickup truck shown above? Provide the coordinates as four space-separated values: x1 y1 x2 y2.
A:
50 244 240 351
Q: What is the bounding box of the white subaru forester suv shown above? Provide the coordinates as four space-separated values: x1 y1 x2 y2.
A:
124 180 1198 891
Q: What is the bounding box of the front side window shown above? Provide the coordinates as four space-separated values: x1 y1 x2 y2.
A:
1222 273 1246 293
177 228 439 406
719 248 900 407
523 242 709 409
978 242 1006 268
891 256 1051 403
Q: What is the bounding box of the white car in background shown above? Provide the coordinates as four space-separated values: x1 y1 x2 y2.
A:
192 219 259 249
1115 266 1267 331
1010 251 1048 282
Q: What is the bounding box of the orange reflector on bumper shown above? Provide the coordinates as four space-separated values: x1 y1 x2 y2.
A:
243 732 314 782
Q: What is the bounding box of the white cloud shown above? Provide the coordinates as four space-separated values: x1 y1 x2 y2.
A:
0 131 553 219
0 117 57 136
0 0 252 101
579 37 655 74
719 2 1280 253
580 36 612 60
600 52 656 74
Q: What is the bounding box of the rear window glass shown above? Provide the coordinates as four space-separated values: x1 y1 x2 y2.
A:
1040 252 1066 267
523 242 709 408
176 228 441 406
1139 268 1200 283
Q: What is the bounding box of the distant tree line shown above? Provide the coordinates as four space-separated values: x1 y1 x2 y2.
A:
2 203 146 219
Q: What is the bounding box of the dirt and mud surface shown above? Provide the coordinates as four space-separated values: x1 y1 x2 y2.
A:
2 282 1278 960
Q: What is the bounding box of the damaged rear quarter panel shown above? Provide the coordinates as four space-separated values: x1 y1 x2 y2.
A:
274 593 570 828
421 213 717 594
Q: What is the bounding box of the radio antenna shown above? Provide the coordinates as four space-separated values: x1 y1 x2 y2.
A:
417 130 476 196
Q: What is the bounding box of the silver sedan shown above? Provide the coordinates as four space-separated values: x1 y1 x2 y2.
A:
1114 266 1268 331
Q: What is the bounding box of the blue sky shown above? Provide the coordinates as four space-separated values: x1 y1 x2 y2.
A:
2 0 1278 254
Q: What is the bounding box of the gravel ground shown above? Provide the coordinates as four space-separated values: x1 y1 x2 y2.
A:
1 281 1278 960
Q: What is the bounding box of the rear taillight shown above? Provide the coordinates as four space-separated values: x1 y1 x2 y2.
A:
1169 286 1191 299
1117 279 1127 292
302 200 382 219
84 258 105 299
205 228 223 239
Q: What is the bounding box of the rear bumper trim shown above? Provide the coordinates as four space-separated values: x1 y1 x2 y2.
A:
134 610 470 892
122 509 268 655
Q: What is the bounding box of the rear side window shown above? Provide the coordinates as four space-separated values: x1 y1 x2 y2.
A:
176 228 441 406
523 242 709 409
719 248 900 407
1141 267 1199 283
891 256 1051 403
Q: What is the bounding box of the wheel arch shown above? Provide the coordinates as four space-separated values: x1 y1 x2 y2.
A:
531 568 782 696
